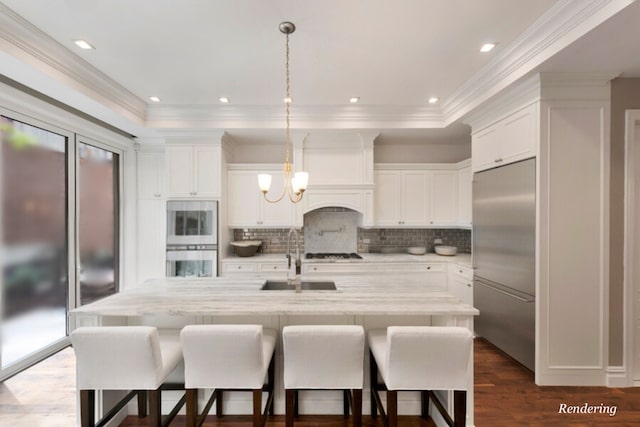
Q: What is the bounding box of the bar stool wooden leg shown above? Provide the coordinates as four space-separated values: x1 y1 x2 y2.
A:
454 390 467 427
215 390 224 417
285 389 295 427
369 351 378 419
268 355 276 416
80 389 95 427
387 390 398 427
421 390 430 419
252 389 262 427
148 388 162 427
137 390 148 417
353 389 362 427
343 390 349 417
185 388 197 427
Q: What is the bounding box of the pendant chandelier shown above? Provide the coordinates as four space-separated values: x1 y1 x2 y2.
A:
258 21 309 203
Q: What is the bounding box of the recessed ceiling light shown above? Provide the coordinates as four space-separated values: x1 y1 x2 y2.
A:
149 96 160 103
219 97 230 103
349 97 360 103
428 97 439 104
74 39 95 50
284 97 292 104
480 43 496 53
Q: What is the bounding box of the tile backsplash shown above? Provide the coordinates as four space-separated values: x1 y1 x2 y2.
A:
358 228 471 254
233 227 471 254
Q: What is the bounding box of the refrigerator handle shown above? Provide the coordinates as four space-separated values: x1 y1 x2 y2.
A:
474 279 535 303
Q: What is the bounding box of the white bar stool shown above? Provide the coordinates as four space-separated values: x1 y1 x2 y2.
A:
180 324 277 427
70 326 184 427
368 326 472 427
282 325 365 427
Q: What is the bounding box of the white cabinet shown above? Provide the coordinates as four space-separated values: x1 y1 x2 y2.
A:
374 168 460 227
428 170 458 226
136 149 166 282
166 145 221 198
138 151 165 199
457 165 472 227
221 258 289 279
227 169 294 227
448 264 473 305
374 170 428 226
471 103 537 172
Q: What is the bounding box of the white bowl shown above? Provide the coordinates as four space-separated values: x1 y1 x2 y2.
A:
407 246 427 255
435 245 457 256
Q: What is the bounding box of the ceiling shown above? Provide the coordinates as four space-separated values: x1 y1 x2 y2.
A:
0 0 639 142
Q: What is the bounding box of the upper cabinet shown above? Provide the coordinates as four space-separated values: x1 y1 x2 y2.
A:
457 165 472 227
227 166 294 228
374 170 428 226
166 145 221 198
137 150 165 199
374 165 465 227
428 169 458 226
471 103 537 172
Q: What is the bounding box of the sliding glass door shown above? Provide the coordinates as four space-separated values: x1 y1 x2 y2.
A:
0 116 69 378
0 116 122 381
77 141 119 306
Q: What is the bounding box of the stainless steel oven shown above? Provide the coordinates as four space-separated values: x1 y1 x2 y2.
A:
166 200 218 277
166 245 217 277
166 200 217 246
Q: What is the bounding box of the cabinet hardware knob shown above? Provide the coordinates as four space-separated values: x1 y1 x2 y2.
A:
467 284 471 287
313 267 317 271
273 266 277 269
427 266 431 270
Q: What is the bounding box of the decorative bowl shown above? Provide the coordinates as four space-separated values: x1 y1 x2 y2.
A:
407 246 427 255
230 240 262 257
435 245 458 256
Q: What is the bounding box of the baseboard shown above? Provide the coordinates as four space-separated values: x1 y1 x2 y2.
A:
606 366 630 387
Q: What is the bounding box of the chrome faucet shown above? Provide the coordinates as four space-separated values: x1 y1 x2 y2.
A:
287 227 302 290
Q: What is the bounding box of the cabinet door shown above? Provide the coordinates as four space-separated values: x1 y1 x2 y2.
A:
138 151 164 199
472 125 502 172
227 171 260 227
193 146 220 197
429 170 458 226
166 146 194 197
137 199 166 282
457 166 472 226
401 171 429 225
260 172 294 226
500 104 536 165
374 171 402 226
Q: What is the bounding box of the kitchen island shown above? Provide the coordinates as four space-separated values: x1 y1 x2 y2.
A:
70 275 478 426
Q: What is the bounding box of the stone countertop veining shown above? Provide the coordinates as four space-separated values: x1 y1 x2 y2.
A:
70 275 479 318
222 252 472 267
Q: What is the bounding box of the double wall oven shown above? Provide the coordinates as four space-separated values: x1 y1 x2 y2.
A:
166 200 218 277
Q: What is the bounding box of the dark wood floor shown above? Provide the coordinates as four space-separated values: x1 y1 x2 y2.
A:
120 339 640 427
3 339 640 426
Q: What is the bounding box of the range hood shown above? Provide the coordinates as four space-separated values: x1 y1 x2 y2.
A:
294 131 377 226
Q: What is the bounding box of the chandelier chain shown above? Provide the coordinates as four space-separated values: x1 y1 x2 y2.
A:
285 31 291 165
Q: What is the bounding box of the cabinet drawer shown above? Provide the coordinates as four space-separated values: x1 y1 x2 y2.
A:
451 264 473 281
222 262 258 273
259 262 289 273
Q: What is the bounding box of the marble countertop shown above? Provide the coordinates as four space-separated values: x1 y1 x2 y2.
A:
70 275 478 317
222 252 472 267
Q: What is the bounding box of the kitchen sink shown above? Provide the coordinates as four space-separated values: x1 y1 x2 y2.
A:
260 280 337 291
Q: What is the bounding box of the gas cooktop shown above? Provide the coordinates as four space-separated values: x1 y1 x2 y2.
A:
305 253 363 260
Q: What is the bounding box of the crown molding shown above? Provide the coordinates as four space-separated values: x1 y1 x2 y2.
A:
145 104 444 130
0 0 633 134
443 0 635 126
0 3 147 124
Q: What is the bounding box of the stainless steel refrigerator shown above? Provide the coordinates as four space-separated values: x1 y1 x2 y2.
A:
473 158 535 371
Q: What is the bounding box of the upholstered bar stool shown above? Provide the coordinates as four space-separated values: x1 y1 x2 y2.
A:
282 325 365 427
70 326 185 427
180 324 277 427
368 326 473 427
